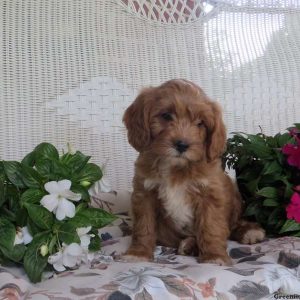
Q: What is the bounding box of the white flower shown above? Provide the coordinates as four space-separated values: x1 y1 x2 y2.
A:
89 175 111 196
14 226 33 245
40 179 81 220
88 162 111 194
67 142 76 155
48 243 84 272
76 226 94 251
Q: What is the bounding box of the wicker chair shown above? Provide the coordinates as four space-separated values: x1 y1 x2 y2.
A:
1 0 300 297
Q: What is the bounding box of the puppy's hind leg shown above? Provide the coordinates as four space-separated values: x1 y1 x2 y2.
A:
230 220 265 245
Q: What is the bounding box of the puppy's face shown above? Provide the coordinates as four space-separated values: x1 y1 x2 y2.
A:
123 80 226 163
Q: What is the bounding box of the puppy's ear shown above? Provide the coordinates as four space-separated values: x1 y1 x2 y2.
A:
123 88 154 152
206 102 227 161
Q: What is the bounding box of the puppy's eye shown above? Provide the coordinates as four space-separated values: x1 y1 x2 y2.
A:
197 121 204 127
161 112 173 121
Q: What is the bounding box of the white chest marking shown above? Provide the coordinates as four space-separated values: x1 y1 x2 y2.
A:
161 183 194 231
144 178 193 231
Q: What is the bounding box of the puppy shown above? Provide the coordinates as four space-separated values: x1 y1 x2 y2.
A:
123 79 265 265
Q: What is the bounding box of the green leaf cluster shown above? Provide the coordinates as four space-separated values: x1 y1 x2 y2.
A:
223 127 300 237
0 143 116 282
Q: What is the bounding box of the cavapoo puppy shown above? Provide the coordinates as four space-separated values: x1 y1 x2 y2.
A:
123 79 265 265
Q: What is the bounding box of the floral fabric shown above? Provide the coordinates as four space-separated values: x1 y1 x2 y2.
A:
1 190 300 300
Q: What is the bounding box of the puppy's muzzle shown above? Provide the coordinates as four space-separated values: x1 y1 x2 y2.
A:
174 140 189 153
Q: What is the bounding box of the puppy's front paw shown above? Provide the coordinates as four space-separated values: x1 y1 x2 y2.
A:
120 249 153 262
199 254 232 266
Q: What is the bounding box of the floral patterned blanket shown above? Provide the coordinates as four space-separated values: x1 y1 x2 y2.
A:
1 190 300 300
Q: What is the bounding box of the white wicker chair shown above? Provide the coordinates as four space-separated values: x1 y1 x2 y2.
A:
1 1 300 297
1 0 299 191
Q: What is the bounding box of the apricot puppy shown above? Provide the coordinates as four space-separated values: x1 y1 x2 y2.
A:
123 79 265 265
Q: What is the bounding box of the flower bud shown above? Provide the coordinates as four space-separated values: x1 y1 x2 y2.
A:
40 245 49 257
80 180 91 187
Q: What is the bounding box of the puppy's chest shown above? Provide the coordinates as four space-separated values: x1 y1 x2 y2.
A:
144 178 194 232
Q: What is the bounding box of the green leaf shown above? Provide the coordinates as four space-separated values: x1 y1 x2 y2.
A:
27 217 43 235
48 235 57 254
21 151 36 166
276 132 294 147
263 198 278 207
24 233 49 283
25 204 54 230
280 220 300 234
68 213 92 228
71 184 90 202
246 134 266 144
34 143 59 160
267 207 282 226
20 164 44 188
244 178 259 193
257 187 278 199
72 163 102 184
0 176 5 208
3 161 26 188
35 158 53 177
21 189 46 205
48 160 71 181
262 161 282 175
0 161 5 179
89 234 101 252
244 202 260 217
246 143 273 159
2 244 26 262
284 182 294 199
61 151 91 174
266 136 278 148
57 223 80 244
75 208 116 228
15 208 28 227
0 218 15 252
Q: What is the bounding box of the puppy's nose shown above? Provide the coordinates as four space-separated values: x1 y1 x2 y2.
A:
174 140 189 153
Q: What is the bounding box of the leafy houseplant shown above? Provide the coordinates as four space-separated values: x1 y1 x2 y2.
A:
0 143 116 282
223 124 300 237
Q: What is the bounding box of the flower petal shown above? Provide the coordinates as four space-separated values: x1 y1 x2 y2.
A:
58 179 72 191
44 181 60 194
65 243 83 256
56 199 76 220
21 226 33 245
61 190 81 202
62 254 79 268
40 195 59 212
99 177 112 193
80 235 91 248
76 226 92 236
53 262 66 272
48 251 63 264
14 232 24 245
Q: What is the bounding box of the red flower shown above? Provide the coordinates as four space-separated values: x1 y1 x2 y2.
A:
282 144 300 169
286 192 300 223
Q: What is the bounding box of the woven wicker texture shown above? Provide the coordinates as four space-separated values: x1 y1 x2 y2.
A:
1 0 300 190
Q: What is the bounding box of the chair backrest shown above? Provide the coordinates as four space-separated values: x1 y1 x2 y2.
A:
1 0 300 190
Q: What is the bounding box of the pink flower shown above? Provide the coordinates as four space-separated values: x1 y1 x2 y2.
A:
286 192 300 223
282 144 300 168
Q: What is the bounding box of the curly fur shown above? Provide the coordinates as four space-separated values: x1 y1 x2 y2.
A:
123 79 265 265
